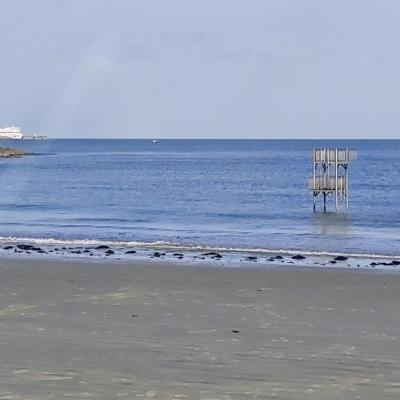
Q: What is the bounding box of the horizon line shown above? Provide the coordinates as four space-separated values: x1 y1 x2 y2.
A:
31 137 400 140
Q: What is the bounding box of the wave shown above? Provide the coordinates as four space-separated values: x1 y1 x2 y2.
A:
0 236 399 260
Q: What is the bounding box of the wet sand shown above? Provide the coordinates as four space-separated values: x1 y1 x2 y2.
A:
0 259 400 399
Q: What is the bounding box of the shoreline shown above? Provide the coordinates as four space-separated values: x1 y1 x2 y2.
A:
1 258 400 398
0 238 400 272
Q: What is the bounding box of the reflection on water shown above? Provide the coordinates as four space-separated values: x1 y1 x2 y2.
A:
310 212 351 236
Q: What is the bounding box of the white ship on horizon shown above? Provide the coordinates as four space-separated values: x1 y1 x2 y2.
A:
0 126 24 139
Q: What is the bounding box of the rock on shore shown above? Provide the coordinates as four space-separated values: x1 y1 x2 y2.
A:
0 146 27 158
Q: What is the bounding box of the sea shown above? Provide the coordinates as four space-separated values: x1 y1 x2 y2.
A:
0 139 399 260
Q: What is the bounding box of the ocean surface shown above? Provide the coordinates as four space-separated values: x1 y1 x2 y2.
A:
0 139 399 257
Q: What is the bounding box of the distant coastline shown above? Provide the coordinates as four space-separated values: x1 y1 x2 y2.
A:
0 146 27 158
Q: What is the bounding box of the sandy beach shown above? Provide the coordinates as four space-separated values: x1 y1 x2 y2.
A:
0 259 399 399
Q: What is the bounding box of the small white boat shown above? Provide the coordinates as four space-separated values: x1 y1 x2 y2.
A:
152 140 160 143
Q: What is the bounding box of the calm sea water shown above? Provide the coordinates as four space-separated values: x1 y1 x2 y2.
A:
0 139 399 256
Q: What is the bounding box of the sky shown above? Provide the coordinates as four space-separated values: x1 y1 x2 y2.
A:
0 0 399 139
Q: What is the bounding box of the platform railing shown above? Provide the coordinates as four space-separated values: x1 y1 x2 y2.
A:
308 176 347 191
313 149 357 163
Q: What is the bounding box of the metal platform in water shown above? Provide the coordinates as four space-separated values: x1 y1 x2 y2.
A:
309 148 357 212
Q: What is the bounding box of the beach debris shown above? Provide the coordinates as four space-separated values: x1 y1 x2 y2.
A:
6 239 397 272
369 260 400 267
267 255 285 262
16 244 45 252
17 244 37 251
201 252 223 259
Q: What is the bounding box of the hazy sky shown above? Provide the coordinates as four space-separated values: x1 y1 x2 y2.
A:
0 0 399 138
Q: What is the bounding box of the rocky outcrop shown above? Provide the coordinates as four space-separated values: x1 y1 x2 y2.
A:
0 146 27 158
292 254 306 260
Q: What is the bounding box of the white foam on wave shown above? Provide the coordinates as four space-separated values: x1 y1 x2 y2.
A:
0 236 170 248
0 236 399 260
